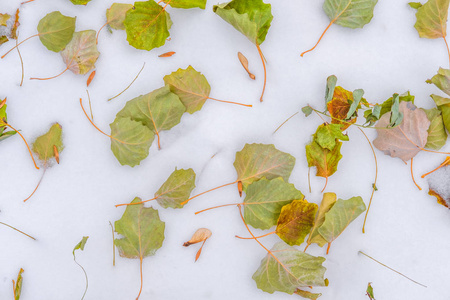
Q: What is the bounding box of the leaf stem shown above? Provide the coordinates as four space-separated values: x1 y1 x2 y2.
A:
73 254 89 300
3 123 39 169
23 167 47 202
235 231 275 240
15 36 24 86
180 180 239 206
108 63 145 101
115 196 158 208
109 221 115 266
398 126 450 155
96 22 110 44
443 34 450 68
1 33 39 59
137 256 143 300
359 251 427 288
0 222 36 240
207 96 252 107
256 43 266 102
273 111 299 134
410 158 422 190
195 202 243 215
30 65 70 81
421 156 450 178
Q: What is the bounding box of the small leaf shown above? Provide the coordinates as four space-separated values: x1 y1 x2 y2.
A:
364 92 414 126
124 1 172 50
323 0 378 29
423 108 447 150
346 89 364 119
107 3 133 30
163 65 211 114
13 268 24 300
318 196 366 245
0 13 10 26
37 11 76 52
61 30 100 75
159 51 175 57
431 94 450 132
412 0 449 39
315 123 349 151
295 289 322 300
427 164 450 208
366 282 375 300
302 106 313 117
305 140 343 179
373 102 430 162
73 236 89 255
183 228 211 261
238 51 256 79
32 123 63 164
243 177 304 229
213 0 273 45
325 75 337 103
428 68 450 96
307 193 337 248
252 242 327 294
0 102 17 142
155 168 196 209
276 199 318 246
70 0 92 5
327 86 358 130
409 2 423 9
163 0 207 9
234 143 296 191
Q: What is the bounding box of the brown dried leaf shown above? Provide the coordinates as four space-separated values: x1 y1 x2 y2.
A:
183 228 212 262
238 52 255 80
373 102 430 161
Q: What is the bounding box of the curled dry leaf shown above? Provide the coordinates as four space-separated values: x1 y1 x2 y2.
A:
238 52 255 79
183 228 212 262
86 70 96 87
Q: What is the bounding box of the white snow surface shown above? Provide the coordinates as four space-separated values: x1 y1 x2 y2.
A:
1 1 450 299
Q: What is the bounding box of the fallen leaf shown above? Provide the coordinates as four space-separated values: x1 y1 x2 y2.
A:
238 52 255 80
70 0 92 5
366 282 375 300
364 92 414 126
106 3 133 30
306 193 337 248
61 30 100 75
305 139 343 179
427 164 450 207
37 11 76 52
11 9 20 40
295 289 322 300
0 13 10 26
412 0 449 39
409 2 423 9
315 123 349 151
373 102 430 161
0 101 17 142
252 242 327 294
327 86 358 130
158 51 175 57
162 0 207 9
431 94 450 132
155 168 196 208
73 236 89 300
423 108 447 150
183 228 211 261
12 268 24 300
32 123 63 165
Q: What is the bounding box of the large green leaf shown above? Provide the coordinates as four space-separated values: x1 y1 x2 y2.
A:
427 68 450 96
252 242 327 294
32 123 63 164
107 3 133 30
60 30 100 75
124 1 172 50
163 0 206 9
37 11 76 52
306 193 337 248
109 117 155 167
234 143 296 191
305 140 343 178
155 168 196 209
323 0 378 29
431 94 450 132
423 108 447 150
276 199 318 246
213 0 273 45
163 66 211 114
318 196 366 244
412 0 450 39
243 177 304 230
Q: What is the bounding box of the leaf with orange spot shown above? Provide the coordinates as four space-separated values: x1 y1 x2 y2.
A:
327 86 357 130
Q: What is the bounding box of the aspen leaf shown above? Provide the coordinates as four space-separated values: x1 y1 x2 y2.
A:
323 0 378 29
70 0 92 5
234 143 296 191
213 0 273 45
364 92 414 126
295 289 322 300
162 0 207 9
302 106 313 117
12 268 24 300
61 30 100 75
252 242 327 294
315 123 349 151
155 168 196 208
325 75 337 103
412 0 449 39
327 86 363 130
423 108 447 150
305 140 343 179
427 164 450 208
124 1 172 51
32 123 63 165
37 11 76 52
0 102 17 142
431 94 450 132
0 14 10 26
276 199 318 246
317 196 366 245
115 197 165 299
373 102 430 162
107 3 133 30
306 193 337 248
409 2 423 9
163 65 211 114
243 177 304 230
427 68 450 96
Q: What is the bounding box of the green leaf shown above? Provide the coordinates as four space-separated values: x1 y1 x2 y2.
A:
115 197 165 258
325 75 337 104
243 177 304 230
155 168 196 209
60 30 100 75
276 199 318 246
115 85 186 144
73 236 89 255
163 0 206 9
366 282 375 300
302 106 313 117
213 0 273 45
431 94 450 132
305 140 343 178
412 0 450 39
318 196 366 244
409 2 423 9
306 193 337 248
253 242 327 294
294 289 322 300
0 103 17 142
423 108 447 150
323 0 378 29
234 143 296 191
109 117 155 167
364 92 414 125
13 268 24 300
0 13 10 26
124 1 172 50
37 11 76 52
427 68 450 96
163 65 211 114
70 0 92 5
346 89 364 119
32 123 63 164
107 3 133 30
315 123 349 151
0 35 8 46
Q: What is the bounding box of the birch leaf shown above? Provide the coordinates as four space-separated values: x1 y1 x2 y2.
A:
163 65 211 114
427 68 450 96
431 94 450 131
323 0 378 29
61 30 100 75
32 123 63 164
13 268 24 300
107 3 133 30
243 177 304 230
276 199 318 246
318 196 366 244
37 11 76 52
373 102 430 162
234 143 296 191
124 1 172 50
423 108 447 150
109 117 155 167
213 0 273 45
412 0 450 39
163 0 207 9
155 168 196 209
306 193 337 248
253 242 327 294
